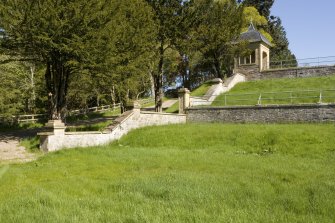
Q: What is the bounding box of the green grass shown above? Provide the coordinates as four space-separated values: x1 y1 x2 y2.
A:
213 75 335 106
66 121 113 132
1 123 335 222
66 108 121 123
0 122 44 132
65 109 121 132
164 101 179 113
191 82 213 97
19 136 41 153
0 109 121 132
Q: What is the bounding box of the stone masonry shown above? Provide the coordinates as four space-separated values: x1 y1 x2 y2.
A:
260 66 335 80
39 107 186 152
187 104 335 123
236 65 335 80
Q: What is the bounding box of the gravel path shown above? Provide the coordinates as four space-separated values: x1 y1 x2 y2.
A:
0 129 39 163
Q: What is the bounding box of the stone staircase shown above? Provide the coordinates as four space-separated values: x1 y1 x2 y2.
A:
190 73 246 106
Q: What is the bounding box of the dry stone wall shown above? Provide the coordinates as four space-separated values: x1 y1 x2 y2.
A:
187 104 335 123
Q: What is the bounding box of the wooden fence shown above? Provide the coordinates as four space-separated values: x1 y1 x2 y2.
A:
1 103 121 124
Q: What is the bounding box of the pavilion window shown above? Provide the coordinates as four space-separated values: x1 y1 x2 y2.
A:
246 56 250 64
251 51 256 63
239 57 245 65
239 50 256 65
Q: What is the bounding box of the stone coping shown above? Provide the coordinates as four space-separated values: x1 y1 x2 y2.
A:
104 110 135 132
38 131 105 136
262 65 335 73
224 73 246 87
37 132 54 136
65 131 104 135
188 103 335 110
140 111 186 116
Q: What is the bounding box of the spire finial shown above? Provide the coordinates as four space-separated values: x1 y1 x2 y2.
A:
248 20 256 31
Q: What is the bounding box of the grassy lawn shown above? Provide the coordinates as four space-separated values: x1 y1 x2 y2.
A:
213 75 335 106
164 101 179 113
1 123 335 222
66 108 121 123
65 108 121 132
65 121 112 132
191 82 213 97
0 122 44 132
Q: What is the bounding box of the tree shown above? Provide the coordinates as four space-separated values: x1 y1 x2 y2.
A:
195 0 244 79
170 0 208 89
102 0 157 112
239 0 274 19
145 0 186 112
0 56 45 124
268 16 296 66
0 0 115 120
242 6 272 43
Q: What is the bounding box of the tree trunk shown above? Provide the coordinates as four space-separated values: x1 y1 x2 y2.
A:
154 43 164 113
29 64 36 113
45 58 70 121
110 86 116 107
150 74 155 98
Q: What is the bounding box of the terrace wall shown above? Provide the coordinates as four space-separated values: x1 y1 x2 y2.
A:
186 104 335 123
236 65 335 80
39 109 186 152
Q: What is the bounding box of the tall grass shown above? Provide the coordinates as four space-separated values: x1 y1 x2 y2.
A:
0 123 334 222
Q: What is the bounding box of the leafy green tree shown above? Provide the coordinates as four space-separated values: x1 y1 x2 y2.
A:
268 16 297 66
145 0 187 112
103 0 156 111
242 6 272 42
0 56 45 124
0 0 115 120
239 0 274 19
195 0 244 79
0 60 24 123
170 0 208 89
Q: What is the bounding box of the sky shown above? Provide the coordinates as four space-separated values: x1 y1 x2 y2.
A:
271 0 335 60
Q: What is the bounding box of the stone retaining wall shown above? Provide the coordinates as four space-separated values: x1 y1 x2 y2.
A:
236 65 335 80
187 104 335 123
260 66 335 80
39 109 186 152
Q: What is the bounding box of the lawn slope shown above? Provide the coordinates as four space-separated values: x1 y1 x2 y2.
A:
213 75 335 106
0 123 335 222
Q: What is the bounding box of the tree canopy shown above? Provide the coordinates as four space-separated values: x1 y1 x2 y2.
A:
0 0 297 122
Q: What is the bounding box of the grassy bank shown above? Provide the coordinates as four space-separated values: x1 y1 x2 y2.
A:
190 82 213 97
213 75 335 106
0 123 334 222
